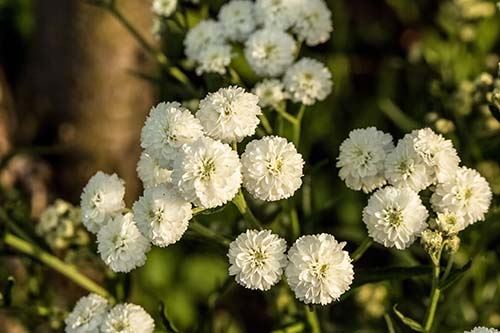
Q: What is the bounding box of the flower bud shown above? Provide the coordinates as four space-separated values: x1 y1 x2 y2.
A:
444 235 461 254
421 229 443 257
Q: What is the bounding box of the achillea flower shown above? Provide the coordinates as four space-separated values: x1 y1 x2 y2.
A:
196 86 261 143
255 0 296 30
285 234 354 305
151 0 177 17
137 151 172 188
218 0 257 42
465 328 500 333
292 0 333 46
81 172 125 234
65 293 109 333
363 186 428 250
184 19 226 61
101 304 154 333
133 184 192 247
97 213 151 273
252 79 287 109
241 136 304 201
283 58 332 105
337 127 394 193
172 136 242 208
195 44 232 76
228 229 287 290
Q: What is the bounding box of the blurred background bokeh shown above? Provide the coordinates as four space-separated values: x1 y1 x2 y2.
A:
1 0 500 332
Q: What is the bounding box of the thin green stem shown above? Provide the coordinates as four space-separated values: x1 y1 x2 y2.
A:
384 314 396 333
276 103 298 125
351 237 373 262
259 113 273 134
3 233 112 300
289 207 300 240
304 305 321 333
232 190 263 230
423 252 442 332
271 322 305 333
292 104 306 146
442 253 455 281
189 220 230 247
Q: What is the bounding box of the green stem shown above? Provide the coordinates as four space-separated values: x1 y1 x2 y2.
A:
423 257 442 332
189 220 230 247
271 322 305 333
232 190 263 230
384 314 396 333
289 207 300 240
259 113 273 134
3 233 112 299
304 305 321 333
442 253 455 281
292 105 306 146
276 103 297 125
351 237 373 262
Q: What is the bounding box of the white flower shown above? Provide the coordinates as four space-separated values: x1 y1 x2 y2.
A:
101 303 154 333
241 136 304 201
255 0 296 30
434 210 467 235
384 135 433 192
244 29 296 77
252 79 287 109
172 136 242 208
141 102 204 168
363 186 429 250
133 184 192 247
285 234 354 305
80 172 125 234
411 128 460 183
97 213 151 273
196 86 261 143
431 167 492 227
218 0 257 42
184 20 226 61
292 0 333 46
151 0 177 17
465 328 500 333
65 293 109 333
137 151 172 188
228 229 287 290
195 44 232 76
337 127 394 193
283 58 332 105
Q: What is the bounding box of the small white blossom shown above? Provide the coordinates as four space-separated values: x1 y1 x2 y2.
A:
283 58 332 105
218 0 257 42
252 79 287 109
337 127 394 193
254 0 297 30
133 184 192 247
101 303 154 333
81 172 125 234
435 210 467 235
195 44 232 76
385 135 433 192
465 328 500 333
65 293 109 333
412 128 460 183
141 102 204 168
241 136 304 201
137 151 172 188
292 0 333 46
363 186 428 250
172 136 242 208
196 86 261 143
228 229 287 290
244 29 296 77
97 213 151 273
184 20 226 61
431 166 492 227
151 0 177 17
285 234 354 305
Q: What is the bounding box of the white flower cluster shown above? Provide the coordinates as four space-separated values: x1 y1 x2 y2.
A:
465 328 500 333
81 86 305 272
337 127 492 250
227 230 354 305
183 0 333 105
65 293 154 333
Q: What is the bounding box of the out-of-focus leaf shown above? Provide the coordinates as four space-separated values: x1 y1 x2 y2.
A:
1 276 15 307
439 261 472 291
393 304 423 332
159 301 180 333
353 266 432 287
488 104 500 123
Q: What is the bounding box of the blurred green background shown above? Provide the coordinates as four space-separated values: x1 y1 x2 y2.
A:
0 0 500 332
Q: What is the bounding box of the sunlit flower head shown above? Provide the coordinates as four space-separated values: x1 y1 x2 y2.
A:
283 58 332 105
252 79 288 109
101 303 154 333
218 0 257 41
292 0 333 46
65 293 109 333
137 151 172 188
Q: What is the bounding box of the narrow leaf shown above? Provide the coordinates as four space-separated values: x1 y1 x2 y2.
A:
353 265 432 287
438 261 472 291
393 304 423 332
159 301 180 333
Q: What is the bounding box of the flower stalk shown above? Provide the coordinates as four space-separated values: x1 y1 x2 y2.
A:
232 190 263 230
351 237 373 262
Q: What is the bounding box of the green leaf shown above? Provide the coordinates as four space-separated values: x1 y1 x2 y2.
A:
353 265 432 287
159 301 180 333
438 261 472 291
393 304 423 332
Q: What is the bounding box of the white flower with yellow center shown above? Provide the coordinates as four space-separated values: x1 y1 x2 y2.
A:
285 234 354 305
465 328 500 333
196 86 261 143
172 136 242 208
241 136 304 201
97 213 151 273
363 186 428 249
195 44 232 76
101 303 154 333
228 229 287 290
244 29 296 77
80 172 125 234
133 184 192 247
65 293 109 333
283 58 332 105
337 127 394 193
184 19 226 61
292 0 333 46
252 79 287 109
137 151 172 188
255 0 297 30
218 0 257 42
431 166 492 227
